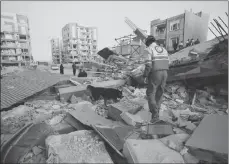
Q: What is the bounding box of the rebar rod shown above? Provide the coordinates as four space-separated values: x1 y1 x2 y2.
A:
214 19 228 35
211 22 224 39
218 16 228 28
208 27 221 42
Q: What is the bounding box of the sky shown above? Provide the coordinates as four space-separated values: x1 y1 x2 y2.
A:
1 1 228 61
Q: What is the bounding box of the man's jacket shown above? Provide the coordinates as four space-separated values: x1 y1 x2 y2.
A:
72 64 76 70
142 42 169 77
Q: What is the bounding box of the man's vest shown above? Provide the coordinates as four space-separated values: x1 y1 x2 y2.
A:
143 42 169 71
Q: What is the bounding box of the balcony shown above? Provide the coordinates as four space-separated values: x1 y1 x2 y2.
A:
1 37 17 41
18 39 28 43
1 45 17 49
1 31 18 35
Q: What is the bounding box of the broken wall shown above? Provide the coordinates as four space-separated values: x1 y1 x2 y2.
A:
184 11 210 43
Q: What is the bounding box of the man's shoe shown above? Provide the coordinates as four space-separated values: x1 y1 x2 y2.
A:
151 114 160 123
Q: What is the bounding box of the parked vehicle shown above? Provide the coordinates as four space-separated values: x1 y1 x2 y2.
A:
51 64 59 70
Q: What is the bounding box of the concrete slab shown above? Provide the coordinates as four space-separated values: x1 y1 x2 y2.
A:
108 101 142 121
2 123 54 163
186 114 228 155
1 70 69 109
68 103 122 127
123 139 185 163
58 80 125 102
92 125 135 153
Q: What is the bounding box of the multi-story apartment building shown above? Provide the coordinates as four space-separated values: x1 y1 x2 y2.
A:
1 12 33 66
150 10 210 51
62 23 98 63
50 38 62 64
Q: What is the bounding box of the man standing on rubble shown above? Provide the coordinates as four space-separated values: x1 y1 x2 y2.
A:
142 35 169 122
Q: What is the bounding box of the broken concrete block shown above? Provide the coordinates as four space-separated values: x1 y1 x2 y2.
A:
180 147 199 164
120 110 151 126
108 101 142 121
47 114 65 126
93 125 134 157
176 118 197 131
160 134 190 152
31 153 46 163
173 127 187 134
70 94 79 104
129 98 149 111
123 139 185 163
32 146 43 156
45 130 113 163
186 114 228 158
141 124 174 136
175 99 184 104
51 120 76 134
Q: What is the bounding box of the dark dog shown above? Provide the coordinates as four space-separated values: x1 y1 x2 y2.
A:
86 85 123 106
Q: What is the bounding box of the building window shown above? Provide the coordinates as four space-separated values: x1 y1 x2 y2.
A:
170 20 180 31
155 27 165 35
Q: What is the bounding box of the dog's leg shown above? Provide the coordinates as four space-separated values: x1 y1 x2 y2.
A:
104 98 108 107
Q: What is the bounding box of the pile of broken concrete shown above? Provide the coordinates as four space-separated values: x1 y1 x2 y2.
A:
1 78 228 164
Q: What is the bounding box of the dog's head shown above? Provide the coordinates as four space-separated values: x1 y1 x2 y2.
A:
86 85 93 90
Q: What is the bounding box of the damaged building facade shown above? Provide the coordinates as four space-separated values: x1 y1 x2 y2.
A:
150 10 209 51
114 31 147 59
1 12 33 66
62 23 102 63
50 38 63 64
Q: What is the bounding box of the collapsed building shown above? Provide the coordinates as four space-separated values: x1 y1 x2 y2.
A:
1 15 228 164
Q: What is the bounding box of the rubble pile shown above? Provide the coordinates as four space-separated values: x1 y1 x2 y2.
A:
45 130 113 163
1 74 228 163
1 100 70 134
1 66 24 76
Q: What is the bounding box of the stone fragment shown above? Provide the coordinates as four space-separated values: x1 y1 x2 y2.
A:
120 110 151 126
48 114 65 126
45 130 113 163
52 105 61 110
175 99 184 104
70 94 79 104
32 146 43 156
160 134 190 152
108 100 142 121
